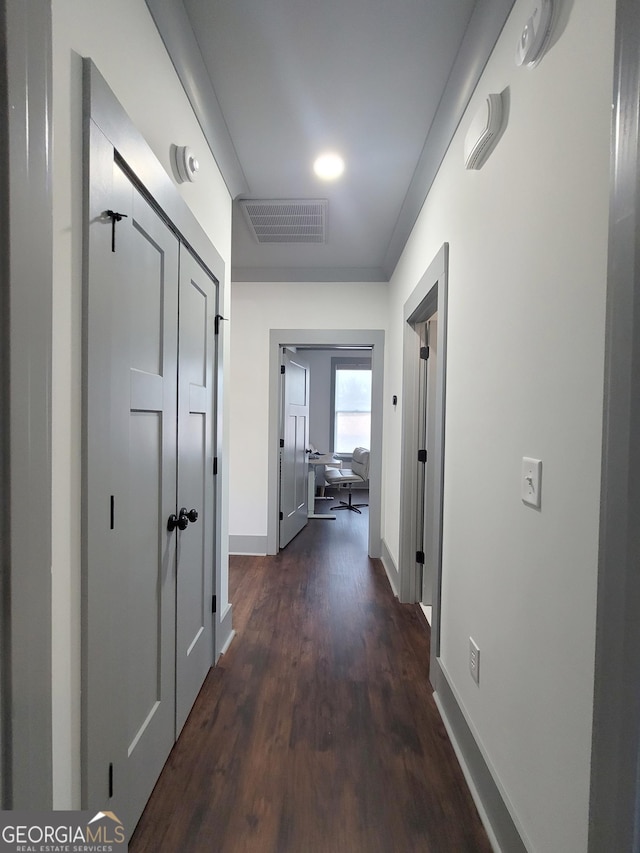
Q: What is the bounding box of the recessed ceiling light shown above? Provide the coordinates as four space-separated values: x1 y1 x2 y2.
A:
313 152 345 181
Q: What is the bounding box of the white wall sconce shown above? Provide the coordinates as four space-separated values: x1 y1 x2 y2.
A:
172 145 200 183
464 93 504 170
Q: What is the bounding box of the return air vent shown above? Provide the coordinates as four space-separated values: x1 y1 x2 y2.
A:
239 199 328 244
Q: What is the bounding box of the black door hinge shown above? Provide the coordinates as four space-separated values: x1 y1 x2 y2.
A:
108 762 114 799
213 457 218 475
281 364 286 374
105 209 128 252
214 314 227 335
420 346 430 360
418 449 427 463
110 495 115 530
279 511 284 521
416 550 425 565
212 595 217 614
280 438 285 448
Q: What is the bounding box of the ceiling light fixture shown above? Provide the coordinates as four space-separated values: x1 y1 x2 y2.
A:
313 152 345 181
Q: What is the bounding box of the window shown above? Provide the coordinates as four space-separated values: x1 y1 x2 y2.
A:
331 358 372 454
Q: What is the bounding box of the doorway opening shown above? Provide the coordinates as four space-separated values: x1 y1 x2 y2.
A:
399 244 448 676
268 330 384 558
415 313 439 626
278 346 373 548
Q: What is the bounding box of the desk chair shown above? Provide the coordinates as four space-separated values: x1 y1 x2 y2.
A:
324 447 370 514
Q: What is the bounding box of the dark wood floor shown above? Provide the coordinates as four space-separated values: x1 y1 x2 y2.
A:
130 497 492 852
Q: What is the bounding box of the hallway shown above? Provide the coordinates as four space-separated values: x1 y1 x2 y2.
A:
130 502 492 852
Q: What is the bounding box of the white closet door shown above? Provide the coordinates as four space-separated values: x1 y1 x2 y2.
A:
111 164 179 828
175 247 216 734
279 350 309 548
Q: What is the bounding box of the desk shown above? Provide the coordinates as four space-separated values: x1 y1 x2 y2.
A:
307 455 341 519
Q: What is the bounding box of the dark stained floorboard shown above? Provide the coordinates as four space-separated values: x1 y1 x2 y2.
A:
130 497 493 852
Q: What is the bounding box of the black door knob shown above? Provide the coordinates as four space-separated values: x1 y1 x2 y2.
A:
168 510 190 532
186 508 198 523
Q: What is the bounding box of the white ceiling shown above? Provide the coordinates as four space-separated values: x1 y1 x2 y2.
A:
146 0 515 282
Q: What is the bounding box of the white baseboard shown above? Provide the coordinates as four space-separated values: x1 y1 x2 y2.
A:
219 627 236 656
216 602 234 660
432 660 529 853
380 539 400 597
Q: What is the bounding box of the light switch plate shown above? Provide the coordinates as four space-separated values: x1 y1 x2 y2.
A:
469 637 480 685
522 457 542 508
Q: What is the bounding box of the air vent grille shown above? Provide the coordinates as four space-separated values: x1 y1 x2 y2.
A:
240 199 328 244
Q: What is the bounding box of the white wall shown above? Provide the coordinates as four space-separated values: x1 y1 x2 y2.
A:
229 282 387 537
51 0 232 808
385 0 614 850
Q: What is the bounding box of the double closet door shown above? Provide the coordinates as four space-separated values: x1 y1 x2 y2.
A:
84 154 217 832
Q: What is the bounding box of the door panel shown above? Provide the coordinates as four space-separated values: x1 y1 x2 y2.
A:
127 411 163 745
112 164 179 827
279 350 309 548
87 163 179 828
421 315 438 605
175 249 216 734
416 321 429 602
85 127 123 815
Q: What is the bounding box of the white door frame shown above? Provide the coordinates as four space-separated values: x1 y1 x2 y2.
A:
398 245 448 672
588 0 640 847
267 329 384 557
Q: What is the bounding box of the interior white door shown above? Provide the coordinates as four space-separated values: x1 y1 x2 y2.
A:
416 321 429 601
175 247 216 734
111 163 179 828
279 349 309 548
422 315 439 605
